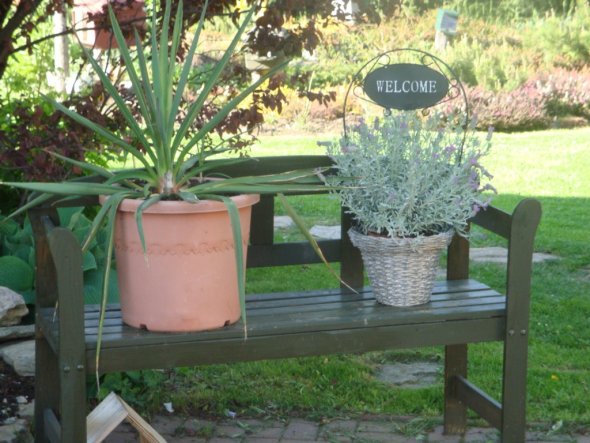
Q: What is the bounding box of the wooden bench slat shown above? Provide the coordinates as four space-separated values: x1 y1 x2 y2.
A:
38 280 505 352
85 316 505 373
80 279 492 320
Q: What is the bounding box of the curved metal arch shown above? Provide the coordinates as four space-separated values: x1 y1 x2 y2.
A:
343 48 469 161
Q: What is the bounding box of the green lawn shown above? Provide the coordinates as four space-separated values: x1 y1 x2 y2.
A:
102 127 590 429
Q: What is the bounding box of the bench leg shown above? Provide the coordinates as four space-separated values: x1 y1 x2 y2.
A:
500 335 528 443
35 336 59 443
58 358 88 442
443 344 467 435
34 335 88 442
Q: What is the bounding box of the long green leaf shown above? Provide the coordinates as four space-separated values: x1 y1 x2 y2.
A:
191 185 325 196
177 157 249 187
176 60 290 168
95 191 130 385
201 194 247 337
171 3 259 156
132 34 162 163
277 194 357 294
46 98 155 173
1 181 133 196
158 0 174 167
185 168 327 192
107 7 159 157
167 0 209 159
104 169 154 187
48 152 114 179
79 40 154 158
135 194 163 255
0 192 54 221
149 0 167 167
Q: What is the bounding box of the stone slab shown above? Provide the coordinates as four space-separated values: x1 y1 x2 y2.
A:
0 325 35 343
0 287 28 327
274 216 295 229
0 340 35 377
309 225 341 240
375 361 441 389
0 419 33 443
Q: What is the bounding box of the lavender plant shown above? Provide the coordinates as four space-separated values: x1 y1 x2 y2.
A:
327 112 494 240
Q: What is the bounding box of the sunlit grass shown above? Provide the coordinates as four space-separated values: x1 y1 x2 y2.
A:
102 126 590 425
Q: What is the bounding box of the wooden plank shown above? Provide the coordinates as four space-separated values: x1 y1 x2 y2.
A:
501 199 541 443
86 392 128 443
79 280 494 320
85 317 504 373
471 205 512 240
80 294 506 346
247 240 340 267
249 195 274 246
79 280 492 320
340 207 364 291
35 337 60 443
30 211 60 308
48 228 88 443
211 155 334 178
444 344 467 434
37 283 505 351
79 291 502 333
44 408 62 443
454 376 502 430
86 392 167 443
118 397 167 443
447 233 469 281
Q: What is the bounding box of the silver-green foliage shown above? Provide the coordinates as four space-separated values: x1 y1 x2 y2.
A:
327 112 494 239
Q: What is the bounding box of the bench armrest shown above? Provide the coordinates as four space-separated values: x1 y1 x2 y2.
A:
449 198 542 332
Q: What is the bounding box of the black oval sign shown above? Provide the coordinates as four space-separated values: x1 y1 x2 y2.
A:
363 63 449 110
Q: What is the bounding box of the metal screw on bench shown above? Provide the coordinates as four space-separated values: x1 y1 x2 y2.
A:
63 365 71 373
77 364 85 371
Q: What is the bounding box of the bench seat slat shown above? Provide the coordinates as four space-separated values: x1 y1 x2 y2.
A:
87 317 505 373
38 279 505 370
81 279 492 319
83 287 501 324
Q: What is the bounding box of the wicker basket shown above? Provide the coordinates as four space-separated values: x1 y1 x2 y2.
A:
348 229 453 307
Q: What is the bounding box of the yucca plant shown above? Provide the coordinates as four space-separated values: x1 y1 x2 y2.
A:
1 0 330 360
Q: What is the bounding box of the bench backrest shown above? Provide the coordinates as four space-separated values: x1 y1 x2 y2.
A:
211 155 365 289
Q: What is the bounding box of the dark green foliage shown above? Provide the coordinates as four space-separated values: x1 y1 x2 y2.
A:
0 95 122 213
98 370 168 412
0 208 118 304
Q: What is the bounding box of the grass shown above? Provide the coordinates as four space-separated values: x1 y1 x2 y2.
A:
101 126 590 428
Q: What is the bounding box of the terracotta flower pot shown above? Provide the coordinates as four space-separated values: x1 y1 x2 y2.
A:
73 0 146 49
104 194 259 332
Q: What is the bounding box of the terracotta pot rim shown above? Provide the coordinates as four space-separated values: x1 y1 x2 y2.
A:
99 193 260 214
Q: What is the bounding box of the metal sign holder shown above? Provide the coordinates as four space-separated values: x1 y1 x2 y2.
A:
342 48 469 159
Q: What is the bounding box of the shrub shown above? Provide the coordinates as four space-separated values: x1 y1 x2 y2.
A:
447 0 577 22
444 34 540 91
443 83 551 132
533 69 590 119
0 90 122 213
326 112 494 238
0 208 119 304
442 68 590 132
522 3 590 68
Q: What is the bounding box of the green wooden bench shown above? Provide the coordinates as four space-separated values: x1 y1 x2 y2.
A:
29 156 542 443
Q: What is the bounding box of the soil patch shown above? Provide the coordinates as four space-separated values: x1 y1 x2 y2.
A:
0 359 34 425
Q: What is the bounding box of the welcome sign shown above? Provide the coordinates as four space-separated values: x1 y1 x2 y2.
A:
363 63 449 111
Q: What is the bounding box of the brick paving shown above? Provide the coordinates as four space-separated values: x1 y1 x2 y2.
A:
103 415 590 442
